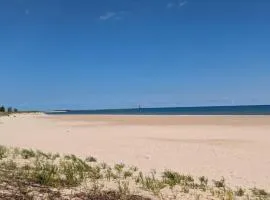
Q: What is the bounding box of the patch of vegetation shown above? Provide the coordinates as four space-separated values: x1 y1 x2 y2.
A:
1 145 269 200
213 177 225 188
0 160 17 170
136 171 166 196
21 149 36 159
235 187 245 196
123 170 133 179
114 163 125 174
162 170 194 188
251 187 269 197
130 166 138 172
86 155 97 162
199 176 208 187
52 153 60 160
31 159 60 186
0 145 8 159
117 179 131 198
59 157 91 186
225 189 234 200
88 165 103 180
36 150 60 160
100 162 109 169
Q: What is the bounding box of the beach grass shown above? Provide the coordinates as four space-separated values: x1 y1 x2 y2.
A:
0 113 8 117
0 145 269 200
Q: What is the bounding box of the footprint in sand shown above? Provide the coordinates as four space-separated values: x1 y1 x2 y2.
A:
144 154 151 160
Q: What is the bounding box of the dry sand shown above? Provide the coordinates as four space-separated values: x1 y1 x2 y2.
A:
0 113 270 189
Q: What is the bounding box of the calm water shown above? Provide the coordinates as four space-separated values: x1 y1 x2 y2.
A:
47 105 270 115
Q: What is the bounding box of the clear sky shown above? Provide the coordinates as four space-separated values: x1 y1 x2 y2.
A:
0 0 270 110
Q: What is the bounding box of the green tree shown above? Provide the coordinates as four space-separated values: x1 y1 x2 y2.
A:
7 107 13 113
14 108 18 112
0 106 5 112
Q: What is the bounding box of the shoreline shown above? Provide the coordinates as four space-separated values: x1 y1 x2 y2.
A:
46 104 270 116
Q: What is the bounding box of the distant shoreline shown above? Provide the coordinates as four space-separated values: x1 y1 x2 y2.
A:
46 104 270 116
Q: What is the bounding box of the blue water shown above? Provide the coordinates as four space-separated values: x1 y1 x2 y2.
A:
47 105 270 115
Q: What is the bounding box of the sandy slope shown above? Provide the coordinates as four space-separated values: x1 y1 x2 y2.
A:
0 113 270 189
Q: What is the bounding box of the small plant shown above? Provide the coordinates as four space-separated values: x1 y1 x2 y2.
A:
88 165 103 180
162 170 194 188
105 167 114 181
162 170 180 187
70 154 79 162
251 187 269 196
52 153 60 160
182 186 189 193
123 170 133 179
117 180 131 198
64 154 72 160
85 156 97 162
198 176 208 191
59 159 83 186
213 177 225 188
199 176 208 186
64 154 78 161
36 150 51 159
137 171 166 196
87 179 105 196
0 145 8 159
32 160 59 186
225 190 234 200
235 187 245 196
114 163 125 173
21 149 36 159
59 156 90 186
100 162 108 169
130 166 138 172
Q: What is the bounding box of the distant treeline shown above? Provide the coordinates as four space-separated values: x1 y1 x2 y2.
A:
0 105 18 113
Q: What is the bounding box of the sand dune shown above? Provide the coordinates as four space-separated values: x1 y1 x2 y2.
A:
0 113 270 189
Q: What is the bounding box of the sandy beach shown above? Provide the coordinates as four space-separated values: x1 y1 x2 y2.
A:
0 113 270 190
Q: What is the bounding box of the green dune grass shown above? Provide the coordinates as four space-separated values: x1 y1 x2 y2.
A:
0 145 269 200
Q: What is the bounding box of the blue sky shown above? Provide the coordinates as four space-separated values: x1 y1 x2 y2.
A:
0 0 270 110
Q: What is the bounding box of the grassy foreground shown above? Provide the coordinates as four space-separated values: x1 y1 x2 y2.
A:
0 145 269 200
